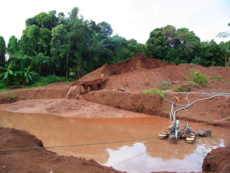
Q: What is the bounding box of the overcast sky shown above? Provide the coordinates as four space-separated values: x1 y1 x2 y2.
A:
1 0 230 45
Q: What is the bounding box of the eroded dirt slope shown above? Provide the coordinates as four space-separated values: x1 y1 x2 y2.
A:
202 145 230 173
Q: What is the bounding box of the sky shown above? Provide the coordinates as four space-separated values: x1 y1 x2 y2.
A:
0 0 230 46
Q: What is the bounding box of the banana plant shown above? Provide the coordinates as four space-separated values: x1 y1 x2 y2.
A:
0 63 38 85
0 62 13 80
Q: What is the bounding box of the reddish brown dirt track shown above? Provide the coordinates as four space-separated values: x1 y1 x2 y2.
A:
0 54 230 172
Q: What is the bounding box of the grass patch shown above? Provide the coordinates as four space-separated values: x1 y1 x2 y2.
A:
173 86 191 92
25 75 71 89
186 69 209 87
157 80 171 90
185 79 201 89
1 75 74 92
21 96 26 100
228 78 230 82
143 89 168 97
212 76 222 80
206 115 211 121
9 94 17 99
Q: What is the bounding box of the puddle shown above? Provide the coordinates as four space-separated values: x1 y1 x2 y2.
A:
0 111 230 172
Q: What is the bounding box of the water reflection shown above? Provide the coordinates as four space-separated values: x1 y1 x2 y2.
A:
103 140 225 172
0 111 229 172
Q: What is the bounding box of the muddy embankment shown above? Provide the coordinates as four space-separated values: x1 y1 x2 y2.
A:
84 90 230 127
2 86 229 127
0 127 122 173
202 145 230 172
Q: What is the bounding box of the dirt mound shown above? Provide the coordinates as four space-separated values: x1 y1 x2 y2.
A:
79 54 173 80
77 54 230 93
202 145 230 172
101 54 172 76
0 127 122 173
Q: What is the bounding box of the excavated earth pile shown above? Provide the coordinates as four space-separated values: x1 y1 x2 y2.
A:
78 54 230 93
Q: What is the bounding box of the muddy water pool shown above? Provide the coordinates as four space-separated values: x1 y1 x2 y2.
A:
0 111 230 172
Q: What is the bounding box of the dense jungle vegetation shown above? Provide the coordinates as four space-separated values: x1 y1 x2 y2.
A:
0 7 229 88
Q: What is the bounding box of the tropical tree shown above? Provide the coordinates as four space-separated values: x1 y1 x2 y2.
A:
217 21 230 38
26 11 59 30
127 39 143 58
7 35 18 55
146 28 166 60
21 25 40 56
220 41 230 66
106 34 129 63
0 36 6 66
198 40 223 66
51 24 67 75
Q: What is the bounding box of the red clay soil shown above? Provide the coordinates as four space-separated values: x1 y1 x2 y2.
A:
202 145 230 173
0 127 123 173
84 90 230 127
78 54 230 93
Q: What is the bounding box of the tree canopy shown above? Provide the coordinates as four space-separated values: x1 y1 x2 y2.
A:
1 7 229 87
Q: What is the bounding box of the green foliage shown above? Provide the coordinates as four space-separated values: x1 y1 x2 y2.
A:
228 78 230 82
26 11 59 30
42 75 67 84
143 89 168 97
51 24 67 74
7 35 18 55
9 94 17 99
189 69 209 86
173 86 191 92
29 75 68 88
158 80 171 90
146 26 200 64
217 32 230 38
0 36 6 65
3 6 228 86
0 81 8 90
0 63 39 85
212 76 222 80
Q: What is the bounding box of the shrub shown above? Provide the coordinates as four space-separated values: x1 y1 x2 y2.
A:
43 75 67 84
190 69 208 86
28 75 68 88
9 94 17 99
158 80 171 90
173 86 191 92
212 76 222 80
